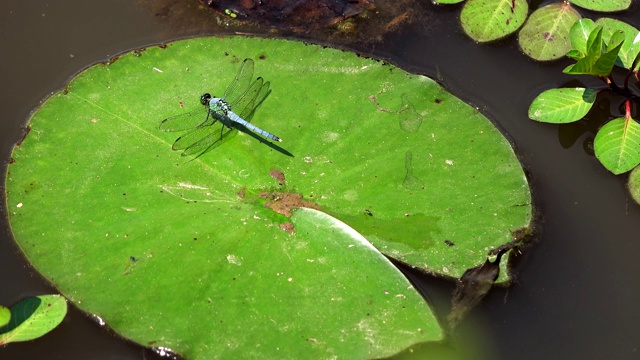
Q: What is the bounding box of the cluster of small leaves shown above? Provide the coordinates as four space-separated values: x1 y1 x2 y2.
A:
529 18 640 175
436 0 633 61
0 295 67 346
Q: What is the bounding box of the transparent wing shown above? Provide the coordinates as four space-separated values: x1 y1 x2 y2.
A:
180 126 236 158
171 118 222 151
223 58 254 107
232 78 271 120
159 107 209 132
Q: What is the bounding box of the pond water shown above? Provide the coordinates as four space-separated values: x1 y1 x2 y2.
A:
0 1 638 359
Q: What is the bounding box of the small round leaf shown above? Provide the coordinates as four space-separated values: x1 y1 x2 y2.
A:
570 0 631 12
461 0 528 42
518 2 582 61
594 117 640 174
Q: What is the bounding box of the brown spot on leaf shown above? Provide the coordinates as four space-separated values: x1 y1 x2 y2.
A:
260 191 321 218
280 222 295 233
543 32 554 41
269 169 286 186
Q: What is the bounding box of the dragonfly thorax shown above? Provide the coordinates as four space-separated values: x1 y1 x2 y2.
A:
209 98 231 115
201 93 231 116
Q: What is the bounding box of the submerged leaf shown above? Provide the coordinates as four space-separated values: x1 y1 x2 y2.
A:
518 2 581 61
447 243 514 329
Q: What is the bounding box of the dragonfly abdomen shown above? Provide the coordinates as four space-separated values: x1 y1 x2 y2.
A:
228 112 281 142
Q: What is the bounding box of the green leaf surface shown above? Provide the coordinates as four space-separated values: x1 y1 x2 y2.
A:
594 116 640 174
528 87 597 123
460 0 528 42
5 37 531 357
629 166 640 205
591 30 626 76
518 2 581 61
564 26 606 75
0 306 9 328
570 0 632 12
569 18 598 57
0 295 67 345
596 18 640 70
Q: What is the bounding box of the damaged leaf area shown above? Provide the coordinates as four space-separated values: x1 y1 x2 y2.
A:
5 37 531 358
260 190 321 218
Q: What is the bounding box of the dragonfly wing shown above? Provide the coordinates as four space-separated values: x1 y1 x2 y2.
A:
181 126 236 157
160 107 209 132
223 58 254 107
171 118 221 150
232 77 271 120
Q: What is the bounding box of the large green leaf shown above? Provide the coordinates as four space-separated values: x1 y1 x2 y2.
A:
460 0 528 42
5 37 531 357
570 0 632 12
0 295 67 345
594 116 640 174
518 2 582 61
529 88 597 123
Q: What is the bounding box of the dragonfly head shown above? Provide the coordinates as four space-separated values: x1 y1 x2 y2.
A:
200 93 212 105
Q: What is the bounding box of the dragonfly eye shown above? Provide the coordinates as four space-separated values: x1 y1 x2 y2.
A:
200 93 212 105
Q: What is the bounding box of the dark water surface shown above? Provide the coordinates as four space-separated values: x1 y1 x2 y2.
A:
1 1 639 359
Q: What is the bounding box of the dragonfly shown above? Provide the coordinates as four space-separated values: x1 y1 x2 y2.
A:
160 58 281 158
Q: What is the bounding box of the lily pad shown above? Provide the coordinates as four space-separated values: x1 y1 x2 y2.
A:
518 2 581 61
460 0 528 42
0 295 67 345
5 37 531 357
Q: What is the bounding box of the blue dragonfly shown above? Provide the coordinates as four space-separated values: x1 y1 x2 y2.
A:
160 58 281 158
